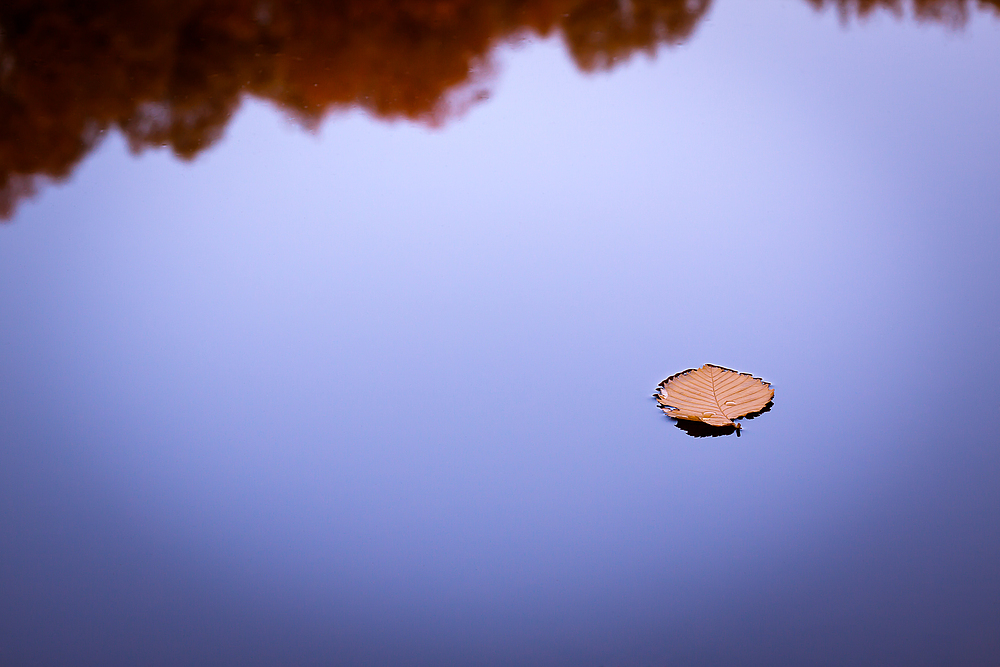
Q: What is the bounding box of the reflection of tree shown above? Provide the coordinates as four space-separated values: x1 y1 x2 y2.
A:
807 0 1000 25
0 0 713 218
0 0 996 219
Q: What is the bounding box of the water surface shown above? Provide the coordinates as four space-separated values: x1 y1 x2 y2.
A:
2 2 999 665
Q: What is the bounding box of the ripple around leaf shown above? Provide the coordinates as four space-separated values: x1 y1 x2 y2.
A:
654 364 774 437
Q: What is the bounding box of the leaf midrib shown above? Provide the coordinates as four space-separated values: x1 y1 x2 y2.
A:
707 366 732 423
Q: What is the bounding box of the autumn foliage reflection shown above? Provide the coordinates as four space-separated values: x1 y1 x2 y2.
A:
0 0 997 219
808 0 999 25
0 0 712 217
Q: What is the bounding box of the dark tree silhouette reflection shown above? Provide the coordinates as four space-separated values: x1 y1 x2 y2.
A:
0 0 712 218
807 0 1000 25
0 0 997 219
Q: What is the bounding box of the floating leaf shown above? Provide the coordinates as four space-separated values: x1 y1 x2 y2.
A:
655 364 773 435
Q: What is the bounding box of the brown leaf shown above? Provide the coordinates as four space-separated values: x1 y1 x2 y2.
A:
655 364 773 430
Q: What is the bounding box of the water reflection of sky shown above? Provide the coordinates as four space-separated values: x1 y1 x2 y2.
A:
2 2 999 666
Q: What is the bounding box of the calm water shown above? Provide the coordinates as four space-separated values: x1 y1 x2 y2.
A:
2 2 999 665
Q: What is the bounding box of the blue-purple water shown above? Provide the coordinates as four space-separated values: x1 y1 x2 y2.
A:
2 2 999 665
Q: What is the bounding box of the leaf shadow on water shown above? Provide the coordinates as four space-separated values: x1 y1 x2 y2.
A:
666 400 774 438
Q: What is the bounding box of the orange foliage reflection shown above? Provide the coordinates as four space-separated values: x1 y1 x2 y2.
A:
807 0 999 25
0 0 996 219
